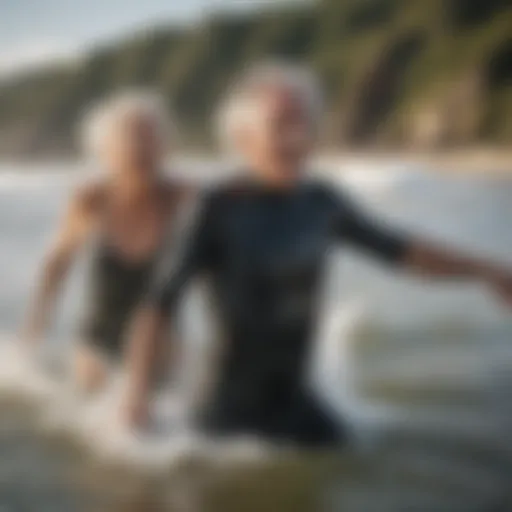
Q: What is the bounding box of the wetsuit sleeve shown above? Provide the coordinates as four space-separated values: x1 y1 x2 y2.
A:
330 187 411 265
146 190 218 314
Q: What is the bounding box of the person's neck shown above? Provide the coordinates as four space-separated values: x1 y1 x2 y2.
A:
249 167 301 191
111 170 159 205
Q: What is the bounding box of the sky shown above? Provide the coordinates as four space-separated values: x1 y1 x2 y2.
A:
0 0 282 78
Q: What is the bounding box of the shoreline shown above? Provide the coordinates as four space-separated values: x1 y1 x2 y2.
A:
320 148 512 176
0 148 511 176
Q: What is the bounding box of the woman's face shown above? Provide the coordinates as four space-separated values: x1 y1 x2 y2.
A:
238 85 315 186
103 110 164 178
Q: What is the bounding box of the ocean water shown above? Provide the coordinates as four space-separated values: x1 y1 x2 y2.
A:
0 160 511 511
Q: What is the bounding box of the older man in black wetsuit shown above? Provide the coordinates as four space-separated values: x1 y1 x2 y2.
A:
122 62 512 447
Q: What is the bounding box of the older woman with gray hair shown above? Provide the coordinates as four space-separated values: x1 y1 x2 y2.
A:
123 62 512 446
21 90 190 392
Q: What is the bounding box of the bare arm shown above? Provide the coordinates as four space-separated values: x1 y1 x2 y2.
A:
403 241 512 305
21 186 97 346
122 306 169 426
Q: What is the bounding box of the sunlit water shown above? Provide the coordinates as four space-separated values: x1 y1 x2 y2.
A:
0 160 511 511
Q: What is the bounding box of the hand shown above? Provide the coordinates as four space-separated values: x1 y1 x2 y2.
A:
487 268 512 307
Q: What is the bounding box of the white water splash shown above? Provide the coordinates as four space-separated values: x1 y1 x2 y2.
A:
0 295 371 471
0 335 289 471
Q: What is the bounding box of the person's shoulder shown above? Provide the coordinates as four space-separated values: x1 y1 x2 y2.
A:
301 178 359 218
302 178 342 203
70 179 106 216
200 177 250 203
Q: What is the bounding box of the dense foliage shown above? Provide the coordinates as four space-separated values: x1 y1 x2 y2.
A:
0 0 511 157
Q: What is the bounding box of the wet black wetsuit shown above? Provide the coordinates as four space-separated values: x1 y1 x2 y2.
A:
149 178 410 447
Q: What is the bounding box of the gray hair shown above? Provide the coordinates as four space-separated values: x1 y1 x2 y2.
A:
217 61 324 152
80 89 174 158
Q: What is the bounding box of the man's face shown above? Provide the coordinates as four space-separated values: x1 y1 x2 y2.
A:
104 110 164 177
239 85 315 186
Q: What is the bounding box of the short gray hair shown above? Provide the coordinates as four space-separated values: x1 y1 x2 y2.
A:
80 89 174 158
217 61 324 151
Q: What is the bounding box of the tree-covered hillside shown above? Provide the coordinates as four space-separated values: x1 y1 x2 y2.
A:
0 0 511 157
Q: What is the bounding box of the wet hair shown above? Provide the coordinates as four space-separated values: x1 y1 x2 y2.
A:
217 61 324 152
80 89 174 159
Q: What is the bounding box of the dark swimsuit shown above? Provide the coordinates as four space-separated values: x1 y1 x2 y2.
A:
148 177 410 447
80 240 158 359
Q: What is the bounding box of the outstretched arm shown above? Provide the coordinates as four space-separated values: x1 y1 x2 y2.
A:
403 241 512 305
21 186 96 347
335 188 512 306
